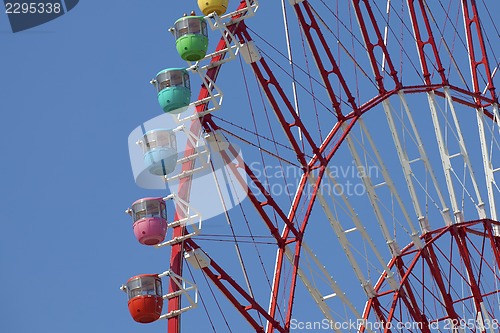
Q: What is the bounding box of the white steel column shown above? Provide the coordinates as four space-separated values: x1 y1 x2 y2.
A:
284 243 376 333
427 91 464 223
477 106 498 225
357 119 422 247
443 87 486 218
383 94 453 229
284 246 343 333
345 125 401 257
307 173 377 297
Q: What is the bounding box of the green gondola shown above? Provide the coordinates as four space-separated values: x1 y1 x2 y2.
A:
173 15 209 61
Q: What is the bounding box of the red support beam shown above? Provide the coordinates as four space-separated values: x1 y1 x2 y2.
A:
351 0 401 93
422 241 461 322
407 0 448 85
372 296 394 333
445 85 497 113
461 0 497 103
186 239 287 333
394 257 432 333
204 120 301 240
234 21 370 331
268 117 359 332
292 1 357 119
451 226 486 320
485 221 500 268
238 28 324 167
284 239 302 330
266 242 287 333
361 221 500 333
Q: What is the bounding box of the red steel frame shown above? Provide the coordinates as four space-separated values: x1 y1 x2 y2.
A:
360 220 500 333
166 1 500 333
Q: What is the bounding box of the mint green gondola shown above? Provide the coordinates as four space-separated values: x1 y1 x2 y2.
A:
152 68 191 113
174 15 209 61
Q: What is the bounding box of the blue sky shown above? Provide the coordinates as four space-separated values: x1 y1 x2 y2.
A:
2 1 500 333
1 2 293 332
0 2 200 332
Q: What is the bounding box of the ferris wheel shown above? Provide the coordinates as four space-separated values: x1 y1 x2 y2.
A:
120 0 500 332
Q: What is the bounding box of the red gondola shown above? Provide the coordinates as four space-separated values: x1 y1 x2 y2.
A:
123 274 163 323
